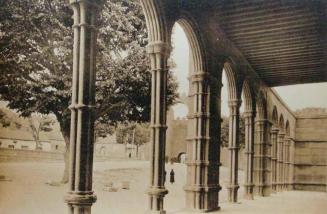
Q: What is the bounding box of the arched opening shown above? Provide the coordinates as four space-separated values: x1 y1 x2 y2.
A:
285 120 290 136
279 114 285 132
256 91 267 120
242 79 256 199
165 17 207 211
221 60 244 202
177 152 187 163
272 106 279 126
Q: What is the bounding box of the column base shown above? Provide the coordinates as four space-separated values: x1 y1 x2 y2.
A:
177 207 221 213
227 185 239 203
244 193 254 200
254 184 271 197
244 183 254 200
276 184 283 192
185 184 221 212
65 191 97 214
146 210 166 214
271 183 277 193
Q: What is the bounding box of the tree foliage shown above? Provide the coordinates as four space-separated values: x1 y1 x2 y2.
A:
0 109 11 128
0 0 178 182
116 122 150 146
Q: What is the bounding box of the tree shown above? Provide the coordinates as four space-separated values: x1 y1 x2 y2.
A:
116 122 150 158
0 109 11 128
28 115 54 150
0 0 178 183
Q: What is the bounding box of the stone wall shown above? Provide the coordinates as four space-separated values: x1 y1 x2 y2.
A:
166 118 188 161
294 115 327 192
165 115 246 167
0 148 64 162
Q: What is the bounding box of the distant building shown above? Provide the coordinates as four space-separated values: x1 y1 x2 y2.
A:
0 129 52 151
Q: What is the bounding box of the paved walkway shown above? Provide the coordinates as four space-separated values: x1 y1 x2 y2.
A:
174 191 327 214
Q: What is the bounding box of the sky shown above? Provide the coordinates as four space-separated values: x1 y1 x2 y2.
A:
170 24 327 118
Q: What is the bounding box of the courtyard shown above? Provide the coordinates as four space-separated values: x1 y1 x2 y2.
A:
0 161 326 214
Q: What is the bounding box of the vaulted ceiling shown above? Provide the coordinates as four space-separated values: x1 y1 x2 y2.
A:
175 0 327 87
217 0 326 86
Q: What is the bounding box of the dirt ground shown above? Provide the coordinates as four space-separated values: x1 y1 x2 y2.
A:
0 161 326 214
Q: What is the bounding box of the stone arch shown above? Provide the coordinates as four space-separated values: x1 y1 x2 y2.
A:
279 114 285 131
285 120 290 136
242 79 255 113
140 0 170 43
177 152 187 163
256 91 267 119
272 106 279 125
223 60 242 101
174 15 207 74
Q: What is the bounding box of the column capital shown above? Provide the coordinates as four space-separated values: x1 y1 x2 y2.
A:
278 132 285 137
284 136 291 141
70 0 103 8
190 72 210 83
146 41 171 56
271 127 279 134
243 111 254 118
255 118 268 125
228 99 242 108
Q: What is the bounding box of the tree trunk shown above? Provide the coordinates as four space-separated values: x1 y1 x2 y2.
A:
61 128 70 184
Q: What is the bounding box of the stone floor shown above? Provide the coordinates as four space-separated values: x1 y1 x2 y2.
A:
0 161 326 214
174 191 327 214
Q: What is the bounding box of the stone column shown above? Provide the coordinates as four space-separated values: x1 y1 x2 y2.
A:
146 41 171 214
284 137 291 190
289 139 295 190
270 127 279 192
276 132 285 192
253 119 271 196
184 71 221 212
283 137 287 190
243 111 255 200
65 1 100 213
227 99 242 203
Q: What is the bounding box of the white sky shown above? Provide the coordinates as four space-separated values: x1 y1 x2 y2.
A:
170 23 327 118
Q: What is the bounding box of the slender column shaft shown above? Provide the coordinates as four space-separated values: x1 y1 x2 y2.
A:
270 128 279 192
65 1 99 213
227 99 242 203
282 138 287 190
146 42 170 214
253 119 271 196
184 70 222 212
276 132 285 192
288 139 295 190
284 137 290 190
243 111 255 200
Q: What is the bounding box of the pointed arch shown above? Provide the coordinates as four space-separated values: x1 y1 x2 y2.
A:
285 120 290 136
242 79 255 113
223 60 242 101
272 106 279 125
256 91 267 119
140 0 170 43
176 15 207 73
279 114 285 131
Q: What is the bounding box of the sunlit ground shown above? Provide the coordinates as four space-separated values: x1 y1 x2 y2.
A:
0 161 326 214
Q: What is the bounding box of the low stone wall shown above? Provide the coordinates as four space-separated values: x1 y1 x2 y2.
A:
0 148 64 162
